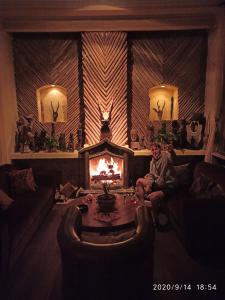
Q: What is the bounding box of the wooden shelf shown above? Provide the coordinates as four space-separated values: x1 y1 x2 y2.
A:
11 148 206 160
133 149 206 156
11 151 79 160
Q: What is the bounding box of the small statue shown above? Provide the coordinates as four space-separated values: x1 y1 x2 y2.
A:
145 121 154 148
39 130 48 151
153 100 165 121
158 121 168 143
171 120 180 148
186 121 203 149
58 133 66 151
17 114 34 152
51 101 59 122
130 129 141 150
67 133 75 152
179 119 187 148
34 131 40 152
15 117 25 152
98 100 113 141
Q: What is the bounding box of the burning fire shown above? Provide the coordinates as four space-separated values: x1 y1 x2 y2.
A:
90 157 122 177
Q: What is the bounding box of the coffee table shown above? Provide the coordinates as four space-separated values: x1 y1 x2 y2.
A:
74 194 141 231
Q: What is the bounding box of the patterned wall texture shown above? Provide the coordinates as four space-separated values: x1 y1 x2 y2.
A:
82 32 128 145
130 31 207 137
13 33 80 144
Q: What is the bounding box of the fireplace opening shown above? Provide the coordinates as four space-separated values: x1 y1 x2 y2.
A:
79 140 133 191
89 154 123 189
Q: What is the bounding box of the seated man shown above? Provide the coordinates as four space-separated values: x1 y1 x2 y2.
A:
136 143 177 225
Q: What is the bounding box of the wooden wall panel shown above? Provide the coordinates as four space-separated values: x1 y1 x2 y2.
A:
130 31 207 137
82 32 128 145
13 33 80 144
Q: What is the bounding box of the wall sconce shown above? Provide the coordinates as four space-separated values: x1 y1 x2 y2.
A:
149 84 179 121
36 85 68 136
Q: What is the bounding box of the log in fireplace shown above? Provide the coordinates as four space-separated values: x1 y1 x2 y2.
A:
79 140 133 190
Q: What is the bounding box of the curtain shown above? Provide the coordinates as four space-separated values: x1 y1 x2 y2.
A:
204 9 225 162
0 32 18 165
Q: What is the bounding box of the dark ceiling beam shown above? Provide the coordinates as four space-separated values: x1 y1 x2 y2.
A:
0 1 220 32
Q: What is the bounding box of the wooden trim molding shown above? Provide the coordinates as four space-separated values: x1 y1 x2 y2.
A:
0 1 219 32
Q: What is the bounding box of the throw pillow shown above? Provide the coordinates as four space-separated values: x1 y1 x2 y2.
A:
189 175 225 200
174 163 193 188
0 189 14 211
9 168 37 194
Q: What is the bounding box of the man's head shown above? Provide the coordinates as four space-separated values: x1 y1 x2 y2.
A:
151 143 161 160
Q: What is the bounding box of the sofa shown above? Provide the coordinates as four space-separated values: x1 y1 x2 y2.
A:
167 161 225 262
0 164 56 288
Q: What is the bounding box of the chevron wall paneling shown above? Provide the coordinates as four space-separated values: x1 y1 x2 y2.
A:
82 32 128 145
130 31 207 137
13 33 81 144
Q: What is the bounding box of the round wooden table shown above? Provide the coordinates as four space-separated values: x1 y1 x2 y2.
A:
75 194 140 231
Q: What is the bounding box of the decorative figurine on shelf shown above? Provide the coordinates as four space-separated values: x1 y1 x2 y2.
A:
33 131 40 152
50 101 60 137
139 135 145 149
51 101 59 122
16 114 35 153
179 119 187 148
145 121 154 149
39 129 48 151
153 100 165 121
156 121 168 144
98 100 113 141
186 113 205 149
130 128 141 150
67 133 75 152
186 121 203 149
15 117 25 152
171 120 180 148
58 133 66 151
77 123 84 149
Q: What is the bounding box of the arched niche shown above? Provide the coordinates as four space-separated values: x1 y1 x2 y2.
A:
149 84 178 121
36 85 68 123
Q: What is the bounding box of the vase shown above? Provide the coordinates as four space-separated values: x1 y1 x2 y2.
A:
97 193 116 213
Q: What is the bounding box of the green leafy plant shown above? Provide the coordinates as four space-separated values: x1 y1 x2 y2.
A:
102 181 110 195
46 137 58 151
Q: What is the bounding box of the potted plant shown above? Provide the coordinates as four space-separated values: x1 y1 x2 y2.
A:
46 136 58 152
97 181 116 213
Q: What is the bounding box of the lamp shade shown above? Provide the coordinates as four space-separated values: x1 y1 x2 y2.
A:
36 85 67 123
149 84 178 121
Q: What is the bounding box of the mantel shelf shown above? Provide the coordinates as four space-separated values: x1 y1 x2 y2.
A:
11 151 79 159
133 149 206 156
11 148 206 160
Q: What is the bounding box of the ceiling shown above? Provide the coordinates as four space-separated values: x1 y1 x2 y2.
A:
0 0 224 32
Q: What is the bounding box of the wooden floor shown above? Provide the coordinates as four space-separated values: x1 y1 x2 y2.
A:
6 206 225 300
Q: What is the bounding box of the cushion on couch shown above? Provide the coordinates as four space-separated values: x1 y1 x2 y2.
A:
8 168 37 194
189 175 225 200
174 163 193 188
0 189 14 211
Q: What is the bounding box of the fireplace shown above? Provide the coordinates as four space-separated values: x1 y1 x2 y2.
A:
79 140 133 190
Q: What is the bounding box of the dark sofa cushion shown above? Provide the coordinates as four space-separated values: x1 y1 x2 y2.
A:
8 168 37 194
174 164 193 188
0 189 14 211
189 174 225 200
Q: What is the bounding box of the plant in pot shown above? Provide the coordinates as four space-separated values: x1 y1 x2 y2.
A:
97 181 116 213
46 136 58 152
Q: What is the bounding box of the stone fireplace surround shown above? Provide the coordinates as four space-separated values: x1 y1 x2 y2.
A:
79 139 133 191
